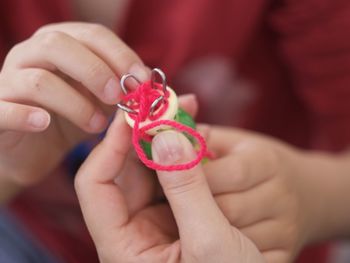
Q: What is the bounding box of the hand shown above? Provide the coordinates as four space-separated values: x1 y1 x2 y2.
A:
199 125 343 263
75 111 265 263
0 22 148 201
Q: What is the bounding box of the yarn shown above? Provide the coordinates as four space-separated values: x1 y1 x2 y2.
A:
119 80 207 171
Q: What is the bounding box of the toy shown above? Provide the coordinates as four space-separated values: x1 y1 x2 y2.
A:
117 68 208 171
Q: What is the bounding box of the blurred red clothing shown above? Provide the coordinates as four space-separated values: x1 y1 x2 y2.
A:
2 0 350 262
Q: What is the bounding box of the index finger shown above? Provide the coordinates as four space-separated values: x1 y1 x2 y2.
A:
197 124 264 156
75 111 131 245
35 22 149 81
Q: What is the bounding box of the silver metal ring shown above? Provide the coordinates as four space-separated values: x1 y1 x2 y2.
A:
151 68 167 94
116 103 137 114
120 74 141 94
118 68 167 116
150 95 164 115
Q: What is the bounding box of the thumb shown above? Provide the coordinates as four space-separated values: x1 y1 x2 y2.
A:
152 131 227 241
152 131 265 262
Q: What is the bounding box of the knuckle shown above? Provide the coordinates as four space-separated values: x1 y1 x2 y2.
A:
34 23 56 35
38 31 66 51
84 23 110 38
161 171 204 196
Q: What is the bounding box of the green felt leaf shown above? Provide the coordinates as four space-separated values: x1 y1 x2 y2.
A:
174 108 196 129
140 140 152 159
140 108 197 160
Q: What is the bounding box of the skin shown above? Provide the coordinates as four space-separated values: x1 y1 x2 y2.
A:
0 13 350 263
0 22 149 202
115 120 350 263
199 126 350 262
75 111 265 263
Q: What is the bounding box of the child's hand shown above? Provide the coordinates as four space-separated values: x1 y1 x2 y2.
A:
0 22 148 200
113 94 200 215
74 112 265 263
200 125 345 263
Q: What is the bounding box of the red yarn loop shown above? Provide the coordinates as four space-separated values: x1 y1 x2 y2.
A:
122 81 169 121
134 119 207 171
120 80 207 171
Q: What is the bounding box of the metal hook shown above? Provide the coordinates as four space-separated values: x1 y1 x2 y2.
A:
117 69 168 116
149 68 167 115
116 103 137 115
151 68 167 94
120 73 141 94
150 95 164 115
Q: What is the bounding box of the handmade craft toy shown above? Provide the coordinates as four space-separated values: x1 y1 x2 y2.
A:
117 68 209 171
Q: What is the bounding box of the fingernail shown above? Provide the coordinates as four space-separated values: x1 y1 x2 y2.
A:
129 63 150 82
104 77 120 103
27 111 50 129
89 111 107 131
152 131 183 165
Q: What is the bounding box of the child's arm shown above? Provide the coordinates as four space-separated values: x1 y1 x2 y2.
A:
0 22 149 203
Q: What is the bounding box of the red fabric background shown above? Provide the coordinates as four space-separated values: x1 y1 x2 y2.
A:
2 0 350 262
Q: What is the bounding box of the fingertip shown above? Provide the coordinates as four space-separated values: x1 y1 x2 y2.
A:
152 130 195 166
178 94 198 118
26 109 51 131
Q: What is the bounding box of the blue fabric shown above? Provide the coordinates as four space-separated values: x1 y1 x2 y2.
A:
0 209 60 263
65 143 92 178
65 130 107 178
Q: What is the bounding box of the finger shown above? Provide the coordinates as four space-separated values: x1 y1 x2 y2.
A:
214 185 277 228
204 143 276 194
262 250 290 263
75 111 131 245
0 100 50 132
34 22 149 81
196 125 262 156
151 131 229 244
2 69 107 133
178 94 198 118
240 220 287 252
115 93 199 213
5 31 121 104
116 152 158 215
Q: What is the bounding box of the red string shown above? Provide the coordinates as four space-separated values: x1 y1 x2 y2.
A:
122 81 169 121
120 81 208 171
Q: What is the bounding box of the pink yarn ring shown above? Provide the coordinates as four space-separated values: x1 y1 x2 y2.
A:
132 119 207 171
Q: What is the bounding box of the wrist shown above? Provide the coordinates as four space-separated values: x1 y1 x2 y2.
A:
297 151 350 244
